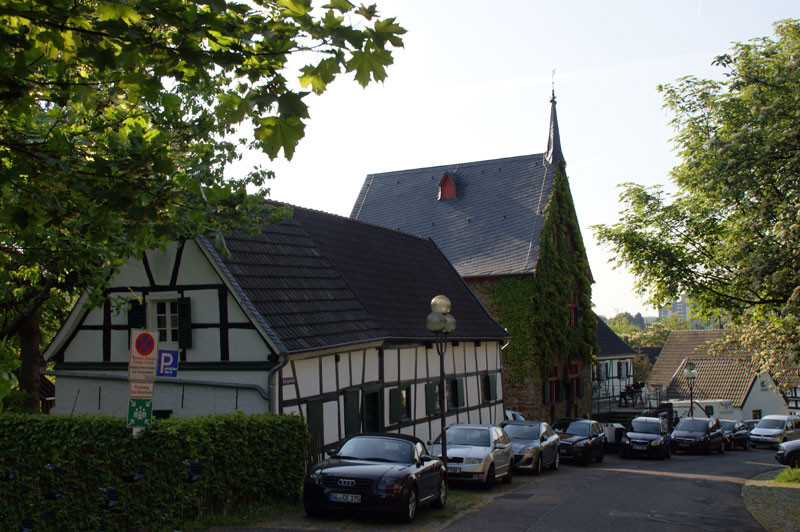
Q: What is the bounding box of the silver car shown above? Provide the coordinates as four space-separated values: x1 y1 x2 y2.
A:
748 415 800 448
500 420 560 474
429 424 513 489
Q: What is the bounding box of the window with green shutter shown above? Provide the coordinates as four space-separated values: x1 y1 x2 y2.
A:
425 382 440 415
306 400 324 444
447 378 465 411
344 390 360 436
542 381 551 405
128 299 146 330
481 373 497 403
389 386 411 424
177 297 192 349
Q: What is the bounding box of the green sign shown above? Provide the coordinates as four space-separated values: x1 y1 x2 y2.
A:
127 398 153 428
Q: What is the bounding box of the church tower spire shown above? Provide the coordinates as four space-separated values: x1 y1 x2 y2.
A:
544 90 564 165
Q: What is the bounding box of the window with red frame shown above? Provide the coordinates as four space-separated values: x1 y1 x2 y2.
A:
568 290 579 326
569 361 580 397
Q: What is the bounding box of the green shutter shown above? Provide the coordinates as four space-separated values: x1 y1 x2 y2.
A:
578 376 585 398
389 387 402 424
425 382 439 415
456 378 466 407
542 381 550 405
557 381 565 401
489 373 498 401
177 297 192 349
306 400 324 443
128 299 146 330
344 390 360 436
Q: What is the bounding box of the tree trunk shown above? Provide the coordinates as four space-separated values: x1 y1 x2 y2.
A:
18 309 42 413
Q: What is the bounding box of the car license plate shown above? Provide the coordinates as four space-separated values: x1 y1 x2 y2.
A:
679 442 690 447
633 445 647 451
330 493 361 503
559 448 567 454
448 466 461 474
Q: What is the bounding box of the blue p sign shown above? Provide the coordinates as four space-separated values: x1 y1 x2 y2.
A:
157 349 179 378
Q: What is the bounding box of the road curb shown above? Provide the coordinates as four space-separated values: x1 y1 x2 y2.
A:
741 469 800 532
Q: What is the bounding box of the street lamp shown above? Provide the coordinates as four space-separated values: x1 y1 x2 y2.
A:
683 362 697 417
426 295 456 471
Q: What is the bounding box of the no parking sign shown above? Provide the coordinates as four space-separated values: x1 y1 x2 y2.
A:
129 329 158 382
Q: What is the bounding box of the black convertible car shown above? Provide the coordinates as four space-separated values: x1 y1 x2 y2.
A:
303 433 447 522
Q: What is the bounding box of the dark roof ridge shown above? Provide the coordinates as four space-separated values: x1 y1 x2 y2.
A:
365 152 545 178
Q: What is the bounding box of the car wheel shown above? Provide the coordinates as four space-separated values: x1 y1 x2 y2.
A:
534 455 542 476
432 476 447 509
664 445 671 459
790 454 800 469
397 486 417 523
595 450 604 463
718 441 725 454
303 499 322 518
483 464 495 490
502 463 513 484
552 451 560 471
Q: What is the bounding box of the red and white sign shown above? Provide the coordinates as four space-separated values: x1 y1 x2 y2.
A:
129 381 154 399
129 329 158 382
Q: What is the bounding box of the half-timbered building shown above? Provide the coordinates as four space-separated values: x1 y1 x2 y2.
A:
44 207 508 449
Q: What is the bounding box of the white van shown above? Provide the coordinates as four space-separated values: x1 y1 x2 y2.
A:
748 414 800 448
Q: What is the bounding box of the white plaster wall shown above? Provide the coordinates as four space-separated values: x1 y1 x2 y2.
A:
146 244 179 286
323 400 339 443
176 241 222 286
384 349 398 382
399 347 416 381
186 289 220 324
464 344 477 373
111 258 149 288
190 329 222 362
453 343 466 374
321 355 337 394
338 353 352 388
426 349 440 378
110 330 129 362
476 344 488 372
295 358 321 398
363 348 379 382
350 350 365 384
83 307 103 327
63 330 103 362
281 364 297 402
229 329 270 362
744 375 790 418
227 293 248 322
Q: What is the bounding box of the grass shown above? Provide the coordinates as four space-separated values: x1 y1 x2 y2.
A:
179 498 303 531
774 467 800 484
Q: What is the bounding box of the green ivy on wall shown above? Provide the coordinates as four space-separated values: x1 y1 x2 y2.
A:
492 163 597 383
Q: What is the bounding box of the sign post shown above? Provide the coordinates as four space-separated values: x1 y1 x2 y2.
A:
128 329 158 435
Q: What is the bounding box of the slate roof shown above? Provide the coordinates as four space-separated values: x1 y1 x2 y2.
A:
350 98 564 279
596 319 636 359
666 357 756 408
206 206 508 354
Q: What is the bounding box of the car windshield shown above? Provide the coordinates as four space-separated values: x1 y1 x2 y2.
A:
336 437 413 463
720 420 736 430
675 419 708 432
756 419 785 430
503 424 541 440
630 421 661 434
552 420 589 436
435 427 490 447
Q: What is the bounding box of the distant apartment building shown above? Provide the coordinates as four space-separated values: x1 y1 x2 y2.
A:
659 295 690 320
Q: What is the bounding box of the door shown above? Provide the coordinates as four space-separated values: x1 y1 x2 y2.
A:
415 442 439 498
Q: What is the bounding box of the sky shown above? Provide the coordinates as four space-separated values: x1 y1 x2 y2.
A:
228 0 799 319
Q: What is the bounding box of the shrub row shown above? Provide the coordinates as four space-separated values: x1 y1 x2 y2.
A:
0 412 308 531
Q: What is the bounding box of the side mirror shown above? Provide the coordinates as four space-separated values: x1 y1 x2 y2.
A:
420 454 434 462
326 449 338 458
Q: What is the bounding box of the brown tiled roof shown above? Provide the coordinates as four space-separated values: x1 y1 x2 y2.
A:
647 330 736 389
666 357 756 408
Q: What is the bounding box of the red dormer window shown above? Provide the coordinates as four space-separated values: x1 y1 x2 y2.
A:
438 171 456 200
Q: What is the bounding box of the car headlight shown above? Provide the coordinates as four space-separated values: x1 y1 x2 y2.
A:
464 457 484 465
520 446 536 454
650 438 662 446
620 436 629 444
378 476 404 496
308 470 323 485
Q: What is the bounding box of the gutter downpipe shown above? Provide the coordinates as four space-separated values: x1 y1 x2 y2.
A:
265 352 289 414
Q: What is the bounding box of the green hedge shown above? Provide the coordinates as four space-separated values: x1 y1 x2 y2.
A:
0 412 308 531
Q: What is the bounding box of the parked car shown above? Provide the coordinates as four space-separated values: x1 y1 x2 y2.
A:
743 419 760 432
429 424 513 489
505 409 525 421
499 420 560 474
776 439 800 468
552 418 606 465
748 415 800 448
303 433 446 522
618 416 672 459
720 419 750 450
670 417 725 454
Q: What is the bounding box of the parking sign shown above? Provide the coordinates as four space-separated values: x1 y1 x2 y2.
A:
157 349 179 378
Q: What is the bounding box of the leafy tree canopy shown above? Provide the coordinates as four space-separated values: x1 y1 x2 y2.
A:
0 0 404 406
594 20 800 372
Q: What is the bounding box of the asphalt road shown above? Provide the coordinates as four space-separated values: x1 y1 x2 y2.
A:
443 447 781 532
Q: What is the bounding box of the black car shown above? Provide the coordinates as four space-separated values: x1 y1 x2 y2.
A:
552 418 606 465
618 416 672 459
670 417 725 454
776 439 800 468
720 419 750 450
303 433 446 522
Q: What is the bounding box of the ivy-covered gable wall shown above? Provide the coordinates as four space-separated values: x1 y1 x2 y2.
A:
470 163 597 419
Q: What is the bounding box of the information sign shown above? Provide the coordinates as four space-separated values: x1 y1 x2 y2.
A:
129 329 158 382
129 381 154 399
157 349 179 378
127 398 153 428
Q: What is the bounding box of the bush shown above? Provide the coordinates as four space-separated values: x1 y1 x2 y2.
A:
0 412 308 531
775 467 800 484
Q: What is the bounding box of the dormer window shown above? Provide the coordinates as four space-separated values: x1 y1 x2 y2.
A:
438 171 456 200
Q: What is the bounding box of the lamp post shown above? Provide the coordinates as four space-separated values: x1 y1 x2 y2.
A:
683 362 697 417
426 295 456 471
